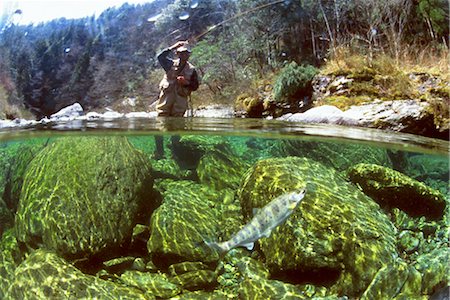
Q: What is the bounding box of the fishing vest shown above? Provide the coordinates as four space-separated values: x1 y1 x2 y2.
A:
159 59 196 98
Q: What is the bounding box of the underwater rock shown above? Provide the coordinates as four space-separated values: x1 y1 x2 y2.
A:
406 154 449 194
170 270 217 291
4 249 147 299
147 180 240 265
238 157 397 297
170 290 231 299
277 140 391 171
171 135 229 169
120 270 181 298
414 247 450 295
398 230 422 254
0 199 13 237
0 229 25 298
197 150 250 190
347 163 446 220
2 141 47 214
361 259 422 299
103 256 137 274
14 137 155 259
238 277 311 299
168 261 209 276
151 158 194 180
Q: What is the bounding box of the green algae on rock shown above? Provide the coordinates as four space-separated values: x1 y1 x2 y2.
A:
4 249 147 299
360 259 422 299
239 277 309 299
347 163 447 220
414 247 450 295
197 150 250 190
148 180 242 264
14 136 155 259
171 135 227 169
277 140 391 172
120 270 181 298
237 157 398 297
170 270 217 291
0 229 26 299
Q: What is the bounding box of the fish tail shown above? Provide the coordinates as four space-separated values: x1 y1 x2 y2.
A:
205 241 228 254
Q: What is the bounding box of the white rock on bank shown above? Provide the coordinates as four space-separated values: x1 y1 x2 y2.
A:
278 105 359 126
50 102 84 120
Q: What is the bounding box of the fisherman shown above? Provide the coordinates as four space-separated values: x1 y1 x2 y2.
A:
154 40 199 159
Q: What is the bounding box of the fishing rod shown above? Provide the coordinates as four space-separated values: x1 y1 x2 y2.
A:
189 0 286 43
161 0 287 44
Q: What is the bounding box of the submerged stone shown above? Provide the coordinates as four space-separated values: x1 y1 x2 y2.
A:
0 229 25 298
361 260 421 299
277 140 391 171
170 270 217 291
238 277 308 299
414 247 450 295
168 261 209 276
237 157 397 297
15 136 155 259
148 180 239 264
4 249 147 299
120 270 181 298
197 150 250 190
347 163 446 220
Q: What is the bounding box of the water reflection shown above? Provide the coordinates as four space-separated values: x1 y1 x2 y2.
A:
0 117 447 155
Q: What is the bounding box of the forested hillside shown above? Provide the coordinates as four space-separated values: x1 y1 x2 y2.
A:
0 0 448 119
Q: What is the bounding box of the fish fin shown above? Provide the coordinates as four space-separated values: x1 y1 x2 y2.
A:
262 229 272 238
252 208 260 215
243 242 254 250
289 202 298 210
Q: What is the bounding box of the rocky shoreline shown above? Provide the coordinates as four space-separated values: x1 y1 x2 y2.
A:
0 100 447 140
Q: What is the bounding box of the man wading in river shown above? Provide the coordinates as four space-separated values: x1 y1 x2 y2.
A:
154 40 199 159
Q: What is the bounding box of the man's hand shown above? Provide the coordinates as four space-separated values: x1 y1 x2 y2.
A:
169 40 188 51
177 75 188 85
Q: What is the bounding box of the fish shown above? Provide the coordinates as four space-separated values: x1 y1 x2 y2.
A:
205 188 306 254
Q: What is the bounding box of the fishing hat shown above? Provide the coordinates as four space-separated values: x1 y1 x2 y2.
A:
176 45 191 53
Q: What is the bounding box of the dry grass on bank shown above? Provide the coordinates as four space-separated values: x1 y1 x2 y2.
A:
322 45 449 79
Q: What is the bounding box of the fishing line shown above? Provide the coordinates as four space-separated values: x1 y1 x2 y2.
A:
188 0 286 43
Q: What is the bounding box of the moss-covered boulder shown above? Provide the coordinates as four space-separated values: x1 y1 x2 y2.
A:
414 247 450 295
15 136 155 259
0 199 13 236
197 150 250 190
361 259 422 299
148 180 242 265
238 157 397 297
170 270 217 291
2 141 47 213
238 277 309 299
347 163 446 220
171 135 227 169
4 249 147 299
0 229 26 298
406 154 449 194
277 140 391 171
120 270 181 298
0 139 47 235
